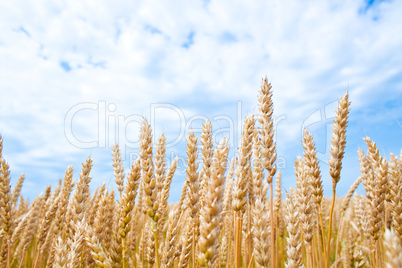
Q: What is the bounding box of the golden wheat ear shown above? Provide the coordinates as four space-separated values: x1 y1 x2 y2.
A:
68 219 87 267
155 133 167 205
198 138 229 267
112 143 125 197
157 156 179 243
0 156 13 268
383 228 402 267
284 191 303 268
326 92 351 264
162 180 187 268
119 158 141 267
85 225 113 268
199 119 213 210
364 137 388 243
258 77 277 268
140 119 158 220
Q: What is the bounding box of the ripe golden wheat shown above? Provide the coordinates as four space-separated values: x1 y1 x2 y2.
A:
0 77 401 268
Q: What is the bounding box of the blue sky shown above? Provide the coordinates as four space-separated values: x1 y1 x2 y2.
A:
0 0 401 202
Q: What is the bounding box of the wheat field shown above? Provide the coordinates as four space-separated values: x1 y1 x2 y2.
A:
0 78 401 268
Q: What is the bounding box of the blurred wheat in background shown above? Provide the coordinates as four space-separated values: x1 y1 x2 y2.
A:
0 78 401 268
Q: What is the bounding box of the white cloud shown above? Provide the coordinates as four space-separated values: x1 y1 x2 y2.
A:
0 0 401 200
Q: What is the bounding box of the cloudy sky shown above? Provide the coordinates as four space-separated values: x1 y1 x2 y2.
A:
1 0 401 201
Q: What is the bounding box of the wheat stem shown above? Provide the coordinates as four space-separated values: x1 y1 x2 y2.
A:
154 220 160 268
247 252 254 268
327 187 336 266
269 182 275 268
7 240 10 268
192 228 196 268
235 211 243 268
318 208 327 265
122 237 127 268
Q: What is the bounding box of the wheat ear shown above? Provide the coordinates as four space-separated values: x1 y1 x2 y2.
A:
0 157 12 268
155 133 167 206
273 170 283 232
14 195 43 267
252 180 270 268
388 154 402 237
198 138 229 267
85 226 113 268
53 236 68 268
390 170 402 242
120 158 141 268
364 137 388 242
258 77 277 268
162 181 187 267
220 157 235 267
70 157 93 233
11 173 25 209
200 119 213 209
157 157 178 246
297 158 315 267
140 118 161 267
112 143 125 198
33 192 61 268
233 115 255 268
67 218 87 268
327 92 350 265
302 128 326 262
335 177 362 260
384 228 402 267
184 130 200 266
285 192 303 268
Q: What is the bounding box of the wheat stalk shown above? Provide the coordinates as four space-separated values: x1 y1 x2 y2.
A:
327 92 350 265
258 77 277 268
